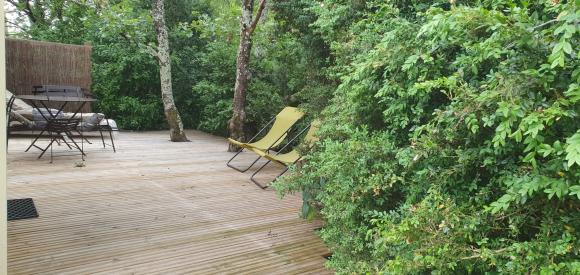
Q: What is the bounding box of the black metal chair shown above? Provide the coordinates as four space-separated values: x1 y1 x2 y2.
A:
34 118 85 162
81 117 116 152
33 85 116 152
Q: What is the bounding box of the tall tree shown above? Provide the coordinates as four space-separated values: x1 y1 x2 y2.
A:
152 0 188 142
228 0 266 151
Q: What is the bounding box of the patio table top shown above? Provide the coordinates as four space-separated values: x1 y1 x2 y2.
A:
16 95 97 102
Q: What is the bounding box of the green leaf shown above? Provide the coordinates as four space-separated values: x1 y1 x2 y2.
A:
562 41 573 55
565 131 580 168
564 84 580 103
538 144 554 157
511 129 522 142
544 180 568 199
402 55 419 71
490 193 513 214
551 52 565 68
570 186 580 200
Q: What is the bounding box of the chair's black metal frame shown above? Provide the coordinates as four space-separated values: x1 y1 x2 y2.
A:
250 124 311 189
41 118 85 163
23 85 116 156
24 99 89 162
6 95 16 148
77 115 116 153
95 119 116 152
77 88 116 153
226 115 292 173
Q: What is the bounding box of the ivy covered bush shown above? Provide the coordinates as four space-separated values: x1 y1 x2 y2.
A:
275 1 580 273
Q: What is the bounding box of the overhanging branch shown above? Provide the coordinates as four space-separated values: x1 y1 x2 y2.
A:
143 43 160 62
247 0 266 35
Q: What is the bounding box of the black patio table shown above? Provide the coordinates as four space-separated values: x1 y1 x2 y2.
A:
15 95 97 162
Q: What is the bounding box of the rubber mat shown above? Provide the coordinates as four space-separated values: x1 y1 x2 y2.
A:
8 198 39 221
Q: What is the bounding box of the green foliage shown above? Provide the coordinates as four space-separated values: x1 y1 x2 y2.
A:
12 0 211 130
11 0 580 272
11 0 335 134
191 0 333 135
90 37 165 130
108 96 164 130
275 0 580 273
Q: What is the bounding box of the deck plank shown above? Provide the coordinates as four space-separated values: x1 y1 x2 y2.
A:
7 130 330 274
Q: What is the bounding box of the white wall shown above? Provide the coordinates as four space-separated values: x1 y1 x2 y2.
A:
0 0 8 274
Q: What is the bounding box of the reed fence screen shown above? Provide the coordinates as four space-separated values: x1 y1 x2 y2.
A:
6 38 92 112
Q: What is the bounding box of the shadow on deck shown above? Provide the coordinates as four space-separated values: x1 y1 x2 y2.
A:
7 130 330 274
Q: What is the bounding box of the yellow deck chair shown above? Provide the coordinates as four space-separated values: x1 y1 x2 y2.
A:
226 107 304 172
250 120 320 189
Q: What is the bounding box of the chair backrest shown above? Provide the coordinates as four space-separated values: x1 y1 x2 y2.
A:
6 90 33 113
6 94 15 119
45 118 81 133
33 85 84 98
6 90 35 129
252 107 304 149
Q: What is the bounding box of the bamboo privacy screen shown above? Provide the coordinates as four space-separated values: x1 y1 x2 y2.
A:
5 38 92 112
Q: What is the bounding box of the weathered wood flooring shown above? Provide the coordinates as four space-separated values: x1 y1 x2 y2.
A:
7 130 330 274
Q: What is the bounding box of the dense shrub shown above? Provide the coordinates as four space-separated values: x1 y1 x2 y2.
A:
91 40 166 130
276 1 580 273
190 36 287 136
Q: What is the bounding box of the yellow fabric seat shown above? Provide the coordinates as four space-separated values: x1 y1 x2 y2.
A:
227 106 303 152
258 120 320 165
250 120 320 188
256 149 301 165
227 106 304 173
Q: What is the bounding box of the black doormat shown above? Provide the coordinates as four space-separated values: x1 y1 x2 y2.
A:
8 198 39 221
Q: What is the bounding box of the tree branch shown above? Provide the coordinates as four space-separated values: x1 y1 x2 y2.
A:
24 0 38 23
118 32 159 62
247 0 266 35
461 248 508 260
144 44 160 62
531 18 559 31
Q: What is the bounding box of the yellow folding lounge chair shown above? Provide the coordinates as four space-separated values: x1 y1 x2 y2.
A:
227 107 304 172
250 120 320 189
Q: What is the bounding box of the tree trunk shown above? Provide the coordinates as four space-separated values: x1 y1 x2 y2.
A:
228 0 266 152
152 0 188 142
229 20 252 151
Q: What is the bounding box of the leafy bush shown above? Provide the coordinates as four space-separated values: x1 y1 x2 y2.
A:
112 96 165 130
275 1 580 273
91 40 166 130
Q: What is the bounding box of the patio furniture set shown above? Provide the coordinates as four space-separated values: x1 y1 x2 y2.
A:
6 85 118 221
6 85 116 162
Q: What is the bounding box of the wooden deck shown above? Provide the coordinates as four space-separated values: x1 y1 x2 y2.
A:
7 130 330 274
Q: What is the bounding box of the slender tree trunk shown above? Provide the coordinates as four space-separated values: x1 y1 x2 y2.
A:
229 8 252 151
228 0 266 152
152 0 188 142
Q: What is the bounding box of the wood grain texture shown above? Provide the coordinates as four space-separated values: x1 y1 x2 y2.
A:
7 130 330 274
